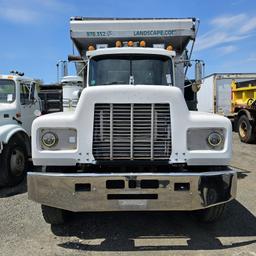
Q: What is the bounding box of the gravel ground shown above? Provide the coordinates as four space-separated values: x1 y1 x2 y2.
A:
0 133 255 256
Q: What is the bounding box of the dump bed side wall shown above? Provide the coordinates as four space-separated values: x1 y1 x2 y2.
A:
232 82 256 111
70 18 196 55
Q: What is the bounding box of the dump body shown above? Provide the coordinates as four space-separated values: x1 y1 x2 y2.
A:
231 80 256 143
231 79 256 111
70 18 196 53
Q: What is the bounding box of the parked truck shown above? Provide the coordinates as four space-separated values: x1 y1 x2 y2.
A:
231 79 256 143
28 18 237 224
198 73 256 143
0 71 64 187
0 71 41 186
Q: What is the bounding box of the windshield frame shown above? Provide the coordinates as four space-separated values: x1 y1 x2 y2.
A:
87 54 174 87
0 79 16 104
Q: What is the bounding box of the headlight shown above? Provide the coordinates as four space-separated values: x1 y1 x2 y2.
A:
41 132 58 148
207 132 223 147
187 128 225 150
39 128 77 150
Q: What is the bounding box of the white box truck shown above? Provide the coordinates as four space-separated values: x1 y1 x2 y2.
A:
28 18 237 224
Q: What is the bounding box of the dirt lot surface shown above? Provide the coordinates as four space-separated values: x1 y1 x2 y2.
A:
0 133 255 256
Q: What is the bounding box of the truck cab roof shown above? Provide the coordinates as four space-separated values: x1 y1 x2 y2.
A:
0 74 35 83
86 47 176 58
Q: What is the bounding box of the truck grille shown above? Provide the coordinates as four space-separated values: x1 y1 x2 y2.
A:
93 104 171 161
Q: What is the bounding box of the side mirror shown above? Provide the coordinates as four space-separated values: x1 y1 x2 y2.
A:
195 61 202 85
192 60 203 92
68 55 83 61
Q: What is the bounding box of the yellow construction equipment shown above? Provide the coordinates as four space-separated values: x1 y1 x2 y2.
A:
231 80 256 143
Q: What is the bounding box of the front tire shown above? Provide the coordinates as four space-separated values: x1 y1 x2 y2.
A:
194 185 227 222
238 115 256 143
41 205 66 225
0 137 28 187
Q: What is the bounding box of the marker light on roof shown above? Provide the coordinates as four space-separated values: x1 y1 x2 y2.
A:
127 41 134 47
153 44 165 48
88 45 95 51
96 44 108 49
115 41 122 47
140 41 146 47
166 44 173 51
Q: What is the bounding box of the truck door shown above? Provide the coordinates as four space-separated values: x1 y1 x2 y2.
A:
19 82 36 135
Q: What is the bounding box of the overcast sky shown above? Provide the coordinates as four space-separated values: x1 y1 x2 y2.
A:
0 0 256 83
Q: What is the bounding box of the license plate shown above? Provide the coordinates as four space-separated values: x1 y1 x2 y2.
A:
118 199 148 209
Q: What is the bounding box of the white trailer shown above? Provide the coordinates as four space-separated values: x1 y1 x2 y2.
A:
28 18 236 225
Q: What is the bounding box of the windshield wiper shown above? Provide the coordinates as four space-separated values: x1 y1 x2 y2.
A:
129 76 134 85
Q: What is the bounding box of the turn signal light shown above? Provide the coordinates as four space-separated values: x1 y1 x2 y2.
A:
140 41 146 47
127 41 134 47
115 40 122 47
88 45 95 51
166 44 173 51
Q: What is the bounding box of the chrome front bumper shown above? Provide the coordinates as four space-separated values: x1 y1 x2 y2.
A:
27 169 237 212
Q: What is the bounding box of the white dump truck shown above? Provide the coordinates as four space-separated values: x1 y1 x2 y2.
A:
28 18 237 224
0 72 41 186
0 71 65 187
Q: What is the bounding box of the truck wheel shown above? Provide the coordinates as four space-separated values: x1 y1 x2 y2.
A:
195 203 226 222
0 137 28 187
41 205 66 225
238 115 256 143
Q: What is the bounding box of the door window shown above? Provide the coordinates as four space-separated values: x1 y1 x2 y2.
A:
20 83 31 105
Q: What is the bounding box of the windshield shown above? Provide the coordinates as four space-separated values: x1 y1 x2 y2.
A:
0 79 16 103
89 54 173 86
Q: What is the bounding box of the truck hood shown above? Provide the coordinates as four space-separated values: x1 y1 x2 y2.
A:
32 84 232 167
189 110 231 125
33 110 74 122
76 84 188 113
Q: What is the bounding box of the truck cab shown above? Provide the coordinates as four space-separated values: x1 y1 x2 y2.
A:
28 18 237 224
0 72 41 186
